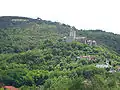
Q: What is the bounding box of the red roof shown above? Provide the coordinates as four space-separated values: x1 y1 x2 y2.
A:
3 86 19 90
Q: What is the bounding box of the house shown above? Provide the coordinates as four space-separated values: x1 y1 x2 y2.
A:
117 67 120 72
81 56 90 59
2 86 19 90
86 40 92 46
77 56 96 61
86 40 97 46
109 68 116 73
96 64 109 68
0 83 19 90
92 40 97 45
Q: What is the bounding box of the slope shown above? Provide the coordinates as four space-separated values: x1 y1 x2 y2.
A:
0 16 120 89
0 40 120 88
77 30 120 54
1 16 120 54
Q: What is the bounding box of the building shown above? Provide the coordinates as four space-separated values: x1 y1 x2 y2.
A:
92 40 97 46
66 28 97 46
77 55 96 61
0 83 19 90
66 27 76 42
96 59 112 68
3 86 19 90
116 66 120 72
86 40 97 46
96 64 109 68
109 68 116 73
69 28 76 39
75 37 87 44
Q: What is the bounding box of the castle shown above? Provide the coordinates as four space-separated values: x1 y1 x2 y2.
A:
65 27 97 46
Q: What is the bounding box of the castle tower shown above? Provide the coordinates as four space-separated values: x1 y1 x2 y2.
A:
70 28 76 39
66 28 76 42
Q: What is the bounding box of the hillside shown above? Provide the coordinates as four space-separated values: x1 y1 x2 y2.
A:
0 16 39 28
77 30 120 54
0 16 120 89
0 16 120 54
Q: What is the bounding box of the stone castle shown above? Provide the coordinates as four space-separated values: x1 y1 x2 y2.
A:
65 27 97 46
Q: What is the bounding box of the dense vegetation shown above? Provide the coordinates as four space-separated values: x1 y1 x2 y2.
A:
0 16 120 90
77 30 120 54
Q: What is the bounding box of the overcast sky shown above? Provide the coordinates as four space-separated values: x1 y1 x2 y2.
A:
0 0 120 34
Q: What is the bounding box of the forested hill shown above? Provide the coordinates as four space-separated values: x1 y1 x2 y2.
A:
0 16 120 89
77 30 120 54
0 16 120 54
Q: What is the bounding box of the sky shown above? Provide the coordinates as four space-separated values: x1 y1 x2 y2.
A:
0 0 120 34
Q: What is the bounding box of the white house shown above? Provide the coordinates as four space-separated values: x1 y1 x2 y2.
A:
96 64 110 68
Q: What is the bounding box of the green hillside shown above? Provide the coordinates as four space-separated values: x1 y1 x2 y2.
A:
77 30 120 54
1 16 120 54
0 16 120 90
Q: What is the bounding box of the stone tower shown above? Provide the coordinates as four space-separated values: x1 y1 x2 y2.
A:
70 28 76 39
66 27 76 42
